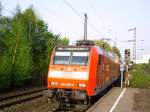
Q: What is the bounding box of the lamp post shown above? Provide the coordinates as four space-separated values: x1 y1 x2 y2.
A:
128 28 136 63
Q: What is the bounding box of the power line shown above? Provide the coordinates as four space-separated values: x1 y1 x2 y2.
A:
87 0 109 29
88 22 104 38
47 6 75 25
2 6 75 40
62 0 104 38
62 0 83 18
87 0 119 41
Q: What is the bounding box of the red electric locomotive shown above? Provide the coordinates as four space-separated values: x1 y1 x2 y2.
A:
47 40 120 104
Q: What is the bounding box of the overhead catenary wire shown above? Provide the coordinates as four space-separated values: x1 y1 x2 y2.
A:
88 22 104 38
87 0 110 30
87 0 121 45
62 0 83 18
3 1 105 40
62 0 105 38
46 6 76 25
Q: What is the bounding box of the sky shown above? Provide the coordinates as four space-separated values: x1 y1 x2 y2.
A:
1 0 150 60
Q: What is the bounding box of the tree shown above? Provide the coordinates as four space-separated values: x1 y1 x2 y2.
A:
0 7 12 90
94 40 112 51
112 46 121 58
0 5 70 90
20 7 70 84
94 40 121 58
0 55 11 91
8 10 32 86
59 37 69 45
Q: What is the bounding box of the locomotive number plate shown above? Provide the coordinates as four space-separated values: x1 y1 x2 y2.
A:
60 82 75 87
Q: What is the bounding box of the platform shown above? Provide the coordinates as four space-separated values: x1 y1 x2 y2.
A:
86 87 150 112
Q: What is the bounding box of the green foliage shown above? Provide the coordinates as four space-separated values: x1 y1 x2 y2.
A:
13 43 32 86
0 56 11 91
4 11 33 86
131 64 150 88
58 37 69 46
94 40 121 58
94 40 112 51
112 46 121 58
0 5 69 90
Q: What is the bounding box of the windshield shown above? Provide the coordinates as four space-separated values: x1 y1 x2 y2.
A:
71 52 89 65
53 48 89 65
53 51 70 64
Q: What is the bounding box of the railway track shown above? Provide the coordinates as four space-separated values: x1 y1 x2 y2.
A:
42 98 90 112
0 87 47 109
0 87 89 112
49 104 89 112
47 85 113 112
0 85 112 111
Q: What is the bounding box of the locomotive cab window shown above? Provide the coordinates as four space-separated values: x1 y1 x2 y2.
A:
53 51 70 64
53 47 89 65
71 52 89 65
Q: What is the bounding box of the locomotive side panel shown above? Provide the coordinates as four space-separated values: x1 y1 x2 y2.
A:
88 47 99 96
94 46 120 96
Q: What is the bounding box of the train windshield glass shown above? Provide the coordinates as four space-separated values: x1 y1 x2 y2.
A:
71 52 89 65
53 47 90 65
53 51 70 64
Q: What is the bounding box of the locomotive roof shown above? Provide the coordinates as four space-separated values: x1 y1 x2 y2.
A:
55 45 119 61
55 45 92 48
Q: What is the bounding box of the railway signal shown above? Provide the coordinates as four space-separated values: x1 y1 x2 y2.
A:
125 49 130 61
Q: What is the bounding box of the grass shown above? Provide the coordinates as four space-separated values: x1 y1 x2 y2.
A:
131 71 150 89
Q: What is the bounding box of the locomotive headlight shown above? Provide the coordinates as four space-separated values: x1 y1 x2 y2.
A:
79 83 86 87
50 81 58 86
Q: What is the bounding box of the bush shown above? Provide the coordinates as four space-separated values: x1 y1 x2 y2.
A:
0 6 69 91
131 64 150 88
0 56 11 91
12 43 32 86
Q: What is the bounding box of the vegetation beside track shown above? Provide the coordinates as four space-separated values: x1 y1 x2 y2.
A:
130 60 150 88
0 5 69 91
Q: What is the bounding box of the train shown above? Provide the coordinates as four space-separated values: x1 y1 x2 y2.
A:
47 40 120 105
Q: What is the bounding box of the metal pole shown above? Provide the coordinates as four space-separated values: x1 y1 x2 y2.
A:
134 28 136 64
121 71 123 88
120 64 124 88
128 28 136 63
133 39 135 62
84 13 87 40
